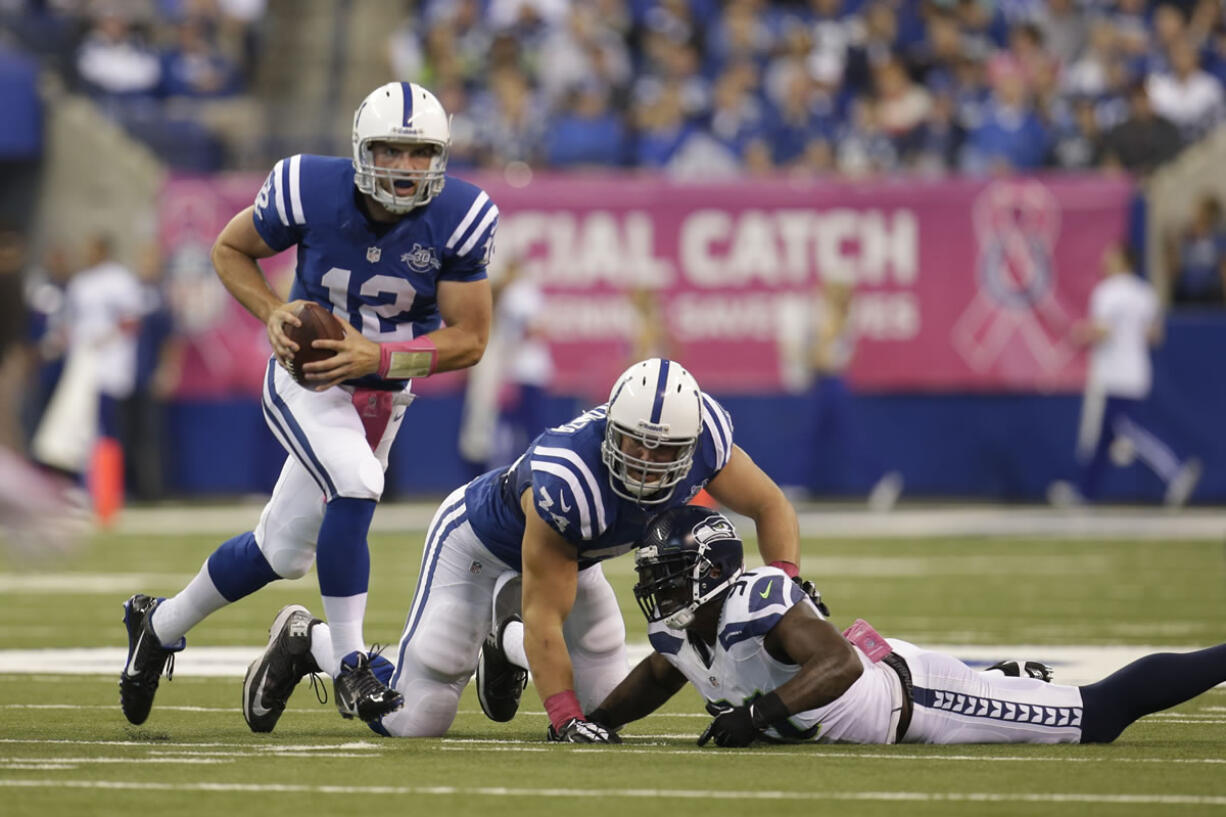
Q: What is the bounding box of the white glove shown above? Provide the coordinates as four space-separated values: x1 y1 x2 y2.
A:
546 717 622 744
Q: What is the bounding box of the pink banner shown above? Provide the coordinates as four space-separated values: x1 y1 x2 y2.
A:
160 172 1133 398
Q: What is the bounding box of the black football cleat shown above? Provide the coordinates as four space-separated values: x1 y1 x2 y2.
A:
333 650 403 722
476 614 529 722
119 594 185 725
985 659 1054 683
243 604 323 733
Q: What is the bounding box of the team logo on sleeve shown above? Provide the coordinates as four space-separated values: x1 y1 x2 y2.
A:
401 243 442 274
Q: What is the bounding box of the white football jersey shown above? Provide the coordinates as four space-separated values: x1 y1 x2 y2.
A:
649 567 898 743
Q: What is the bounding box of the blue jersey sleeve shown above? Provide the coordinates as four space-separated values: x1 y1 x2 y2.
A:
524 435 609 544
437 182 498 283
251 154 309 252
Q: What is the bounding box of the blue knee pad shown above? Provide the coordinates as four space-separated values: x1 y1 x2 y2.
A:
207 531 280 602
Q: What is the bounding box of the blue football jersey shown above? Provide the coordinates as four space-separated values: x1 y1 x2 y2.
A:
465 393 735 571
251 154 497 386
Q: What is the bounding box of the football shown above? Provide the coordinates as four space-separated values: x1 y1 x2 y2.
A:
284 302 345 388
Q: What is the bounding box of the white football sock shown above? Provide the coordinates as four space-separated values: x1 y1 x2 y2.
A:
307 621 339 677
502 618 528 672
149 561 228 645
322 592 367 669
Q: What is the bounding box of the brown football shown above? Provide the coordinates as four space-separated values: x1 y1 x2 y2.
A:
284 302 345 389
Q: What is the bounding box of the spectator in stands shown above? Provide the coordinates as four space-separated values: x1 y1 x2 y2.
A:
1099 80 1183 176
1147 37 1225 143
74 9 161 100
1033 0 1087 69
871 56 931 157
1050 96 1104 170
764 63 836 168
538 3 631 109
707 62 768 157
473 69 545 167
631 82 696 169
159 16 242 98
1061 19 1118 100
543 83 626 167
1049 243 1202 508
962 56 1048 172
1166 194 1226 307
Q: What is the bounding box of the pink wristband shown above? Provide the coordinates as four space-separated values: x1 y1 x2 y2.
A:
544 690 585 730
769 560 799 578
377 336 438 379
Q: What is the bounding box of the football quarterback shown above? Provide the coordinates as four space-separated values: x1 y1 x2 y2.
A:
121 82 497 730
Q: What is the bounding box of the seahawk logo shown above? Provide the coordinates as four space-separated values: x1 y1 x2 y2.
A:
401 243 441 274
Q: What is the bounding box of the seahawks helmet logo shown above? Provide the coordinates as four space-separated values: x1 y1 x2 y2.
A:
691 516 736 546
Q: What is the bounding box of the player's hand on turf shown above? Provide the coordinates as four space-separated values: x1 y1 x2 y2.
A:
302 315 380 388
546 717 622 744
697 704 758 748
266 299 308 366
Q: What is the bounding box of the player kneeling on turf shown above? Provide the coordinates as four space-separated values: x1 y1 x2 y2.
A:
584 506 1226 746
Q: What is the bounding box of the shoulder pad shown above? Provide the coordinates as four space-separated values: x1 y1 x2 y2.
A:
717 568 804 651
699 392 734 472
527 448 608 541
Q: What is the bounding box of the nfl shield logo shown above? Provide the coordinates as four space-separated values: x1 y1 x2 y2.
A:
366 246 382 263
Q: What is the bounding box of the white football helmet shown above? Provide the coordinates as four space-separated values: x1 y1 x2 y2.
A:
352 81 450 213
601 358 703 505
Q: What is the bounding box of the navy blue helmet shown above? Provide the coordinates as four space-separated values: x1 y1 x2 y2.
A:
634 506 744 629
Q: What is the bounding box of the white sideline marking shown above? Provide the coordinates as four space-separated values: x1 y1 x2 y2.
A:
0 779 1224 805
0 739 381 751
0 756 225 765
1 643 1219 685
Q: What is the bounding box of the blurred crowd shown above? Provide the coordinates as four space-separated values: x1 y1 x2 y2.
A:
390 0 1226 178
2 0 1226 178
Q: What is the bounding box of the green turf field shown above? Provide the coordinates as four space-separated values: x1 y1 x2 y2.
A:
2 521 1225 816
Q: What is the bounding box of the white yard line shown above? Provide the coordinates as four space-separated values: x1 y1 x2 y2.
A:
0 779 1223 805
1 644 1220 686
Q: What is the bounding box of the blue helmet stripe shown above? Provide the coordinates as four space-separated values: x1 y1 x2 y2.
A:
400 81 414 127
649 359 671 424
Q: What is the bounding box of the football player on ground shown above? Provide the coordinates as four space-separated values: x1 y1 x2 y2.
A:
245 357 806 741
587 506 1226 747
120 82 497 727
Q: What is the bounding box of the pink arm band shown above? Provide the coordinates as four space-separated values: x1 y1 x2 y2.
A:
377 336 438 379
544 690 585 730
769 560 799 578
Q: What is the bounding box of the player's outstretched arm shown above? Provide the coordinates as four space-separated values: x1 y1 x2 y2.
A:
587 652 687 731
707 444 800 568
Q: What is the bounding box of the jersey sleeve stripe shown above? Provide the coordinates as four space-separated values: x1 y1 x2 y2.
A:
446 191 490 249
457 205 499 257
529 459 592 539
288 154 305 225
272 159 289 227
700 393 731 468
532 445 607 533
